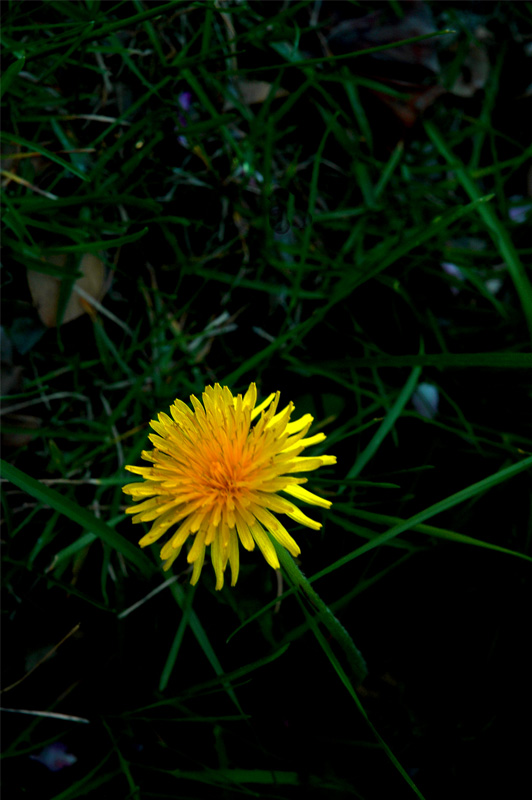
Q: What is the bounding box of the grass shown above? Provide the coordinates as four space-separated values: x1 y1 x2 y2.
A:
1 1 531 798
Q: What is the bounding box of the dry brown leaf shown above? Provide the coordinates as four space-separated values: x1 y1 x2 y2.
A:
223 80 289 111
449 42 490 97
373 83 446 128
1 414 42 448
27 252 106 327
1 363 23 396
327 3 441 73
325 2 447 128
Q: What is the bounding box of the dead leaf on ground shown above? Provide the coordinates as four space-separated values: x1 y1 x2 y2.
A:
223 80 289 111
326 3 442 74
325 2 445 128
27 252 107 327
373 82 446 127
449 41 490 97
2 414 42 447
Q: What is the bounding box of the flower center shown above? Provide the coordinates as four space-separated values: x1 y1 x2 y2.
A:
205 459 244 499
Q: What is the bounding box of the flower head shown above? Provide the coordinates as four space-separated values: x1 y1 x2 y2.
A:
123 383 336 589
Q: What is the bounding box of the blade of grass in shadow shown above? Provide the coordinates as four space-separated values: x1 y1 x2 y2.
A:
166 768 300 789
270 536 367 685
239 29 454 75
323 353 532 369
425 120 532 339
165 766 356 792
327 513 417 551
226 583 299 644
124 645 289 715
0 132 89 182
0 54 26 99
298 596 427 800
229 456 532 643
335 507 532 563
176 643 291 704
314 455 532 582
41 570 118 612
21 2 182 63
0 461 153 577
343 366 422 483
102 718 140 800
279 553 418 648
168 580 243 714
44 227 148 253
49 756 119 800
331 194 495 300
375 140 404 198
224 198 496 385
159 583 196 691
2 732 72 760
37 23 97 86
286 110 340 318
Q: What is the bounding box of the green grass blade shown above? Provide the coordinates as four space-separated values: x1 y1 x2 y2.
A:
332 194 495 299
242 29 454 74
425 120 532 339
0 132 89 181
326 353 532 369
0 460 153 576
45 227 148 253
159 583 196 692
271 537 367 685
340 507 532 562
344 366 422 481
167 768 300 787
169 581 244 714
314 456 532 581
303 608 427 800
127 645 289 715
21 2 182 63
0 53 26 99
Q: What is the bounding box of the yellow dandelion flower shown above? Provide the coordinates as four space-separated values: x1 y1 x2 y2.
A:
122 383 336 590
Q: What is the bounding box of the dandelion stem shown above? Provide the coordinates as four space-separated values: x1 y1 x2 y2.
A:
270 537 368 684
